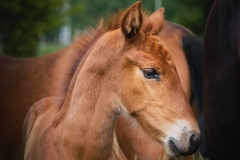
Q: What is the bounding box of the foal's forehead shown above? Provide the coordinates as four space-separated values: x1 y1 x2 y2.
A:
141 34 169 58
126 34 174 69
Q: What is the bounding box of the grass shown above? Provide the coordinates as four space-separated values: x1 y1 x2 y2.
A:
37 43 66 56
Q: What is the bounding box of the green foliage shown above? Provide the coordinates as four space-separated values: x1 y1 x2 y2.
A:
0 0 214 57
0 0 64 57
37 44 65 56
162 0 214 38
3 30 39 57
69 0 154 30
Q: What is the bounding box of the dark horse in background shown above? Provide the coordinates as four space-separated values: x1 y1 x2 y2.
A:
203 0 240 159
0 18 204 160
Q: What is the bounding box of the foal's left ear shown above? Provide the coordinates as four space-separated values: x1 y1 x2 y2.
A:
121 1 142 38
146 8 165 35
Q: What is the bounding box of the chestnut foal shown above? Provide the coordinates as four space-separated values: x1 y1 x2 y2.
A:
23 2 201 160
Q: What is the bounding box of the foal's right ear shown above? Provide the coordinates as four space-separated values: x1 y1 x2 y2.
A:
121 1 142 38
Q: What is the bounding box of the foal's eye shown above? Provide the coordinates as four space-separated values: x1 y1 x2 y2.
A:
142 68 160 81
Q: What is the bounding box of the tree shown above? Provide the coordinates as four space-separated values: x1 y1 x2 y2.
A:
0 0 64 57
162 0 215 38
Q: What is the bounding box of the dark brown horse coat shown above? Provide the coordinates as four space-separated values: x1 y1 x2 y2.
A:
203 0 240 159
0 20 203 160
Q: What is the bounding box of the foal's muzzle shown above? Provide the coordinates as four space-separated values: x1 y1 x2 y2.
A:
168 131 201 157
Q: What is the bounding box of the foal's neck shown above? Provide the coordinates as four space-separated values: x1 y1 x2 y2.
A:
57 29 126 159
60 73 122 159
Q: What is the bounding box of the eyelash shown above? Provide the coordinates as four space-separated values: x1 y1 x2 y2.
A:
142 68 160 81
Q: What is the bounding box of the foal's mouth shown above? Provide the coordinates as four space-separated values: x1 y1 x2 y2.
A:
167 131 201 157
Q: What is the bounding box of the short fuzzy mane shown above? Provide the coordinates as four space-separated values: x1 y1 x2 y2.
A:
50 21 108 126
61 21 106 96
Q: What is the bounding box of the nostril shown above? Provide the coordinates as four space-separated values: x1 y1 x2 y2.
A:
189 132 201 153
167 132 202 157
168 138 181 157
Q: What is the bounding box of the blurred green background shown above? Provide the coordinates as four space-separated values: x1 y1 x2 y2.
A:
0 0 214 57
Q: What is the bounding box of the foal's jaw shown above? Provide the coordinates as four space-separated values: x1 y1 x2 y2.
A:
132 106 201 158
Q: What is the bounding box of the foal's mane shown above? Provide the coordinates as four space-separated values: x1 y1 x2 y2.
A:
47 22 108 126
61 22 106 96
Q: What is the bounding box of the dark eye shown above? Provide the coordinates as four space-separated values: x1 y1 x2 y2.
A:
142 68 160 81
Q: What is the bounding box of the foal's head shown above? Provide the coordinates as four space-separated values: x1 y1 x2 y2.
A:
80 1 201 158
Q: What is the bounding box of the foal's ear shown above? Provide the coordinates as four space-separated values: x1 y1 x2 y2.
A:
146 8 165 35
121 1 142 38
